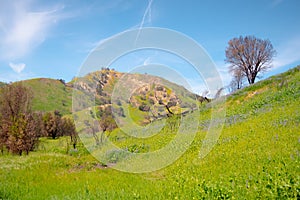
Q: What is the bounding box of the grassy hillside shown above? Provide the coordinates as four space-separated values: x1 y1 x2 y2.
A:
16 69 198 118
0 82 6 88
0 69 196 123
0 66 299 199
21 78 73 115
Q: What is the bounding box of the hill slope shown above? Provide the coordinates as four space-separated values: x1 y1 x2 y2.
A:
21 78 73 115
0 82 6 88
0 66 299 199
71 69 200 124
12 69 200 119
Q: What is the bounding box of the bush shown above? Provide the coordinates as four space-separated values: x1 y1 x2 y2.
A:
0 83 42 155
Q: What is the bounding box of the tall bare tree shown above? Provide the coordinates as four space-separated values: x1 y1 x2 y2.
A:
225 35 276 84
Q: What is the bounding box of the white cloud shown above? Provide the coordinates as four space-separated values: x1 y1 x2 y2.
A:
272 37 300 70
186 77 207 95
143 57 151 66
0 0 65 61
9 62 26 73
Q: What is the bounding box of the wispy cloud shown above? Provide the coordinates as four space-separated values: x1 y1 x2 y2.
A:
0 70 35 83
142 0 153 25
213 61 232 86
272 37 300 69
186 77 207 95
143 57 151 66
0 0 65 61
135 0 154 44
9 62 26 73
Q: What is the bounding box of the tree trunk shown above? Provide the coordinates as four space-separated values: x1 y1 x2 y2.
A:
250 77 256 84
92 129 100 146
165 105 174 115
101 131 105 143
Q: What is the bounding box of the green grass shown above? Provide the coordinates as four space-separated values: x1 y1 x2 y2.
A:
25 70 198 120
0 66 299 199
21 78 73 115
0 82 6 88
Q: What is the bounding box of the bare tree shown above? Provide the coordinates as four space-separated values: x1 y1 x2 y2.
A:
98 106 117 143
42 111 63 139
229 68 245 92
0 83 40 155
99 114 117 143
196 95 210 104
6 113 40 155
83 106 117 146
84 120 101 146
154 93 175 116
214 87 225 99
195 90 210 104
62 118 78 149
0 121 8 154
225 35 276 84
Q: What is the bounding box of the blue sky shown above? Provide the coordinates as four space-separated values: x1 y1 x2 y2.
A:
0 0 300 94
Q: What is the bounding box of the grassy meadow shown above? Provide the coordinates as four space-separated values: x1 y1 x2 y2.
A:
0 67 299 199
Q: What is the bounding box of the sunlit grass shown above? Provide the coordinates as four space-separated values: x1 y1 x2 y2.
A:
0 66 299 199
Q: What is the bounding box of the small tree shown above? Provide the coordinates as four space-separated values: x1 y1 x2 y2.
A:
6 113 40 155
99 114 117 143
98 106 117 143
214 87 225 99
42 111 63 139
62 118 78 149
84 120 101 146
225 35 276 84
154 93 176 116
0 120 8 154
0 83 40 155
229 68 245 92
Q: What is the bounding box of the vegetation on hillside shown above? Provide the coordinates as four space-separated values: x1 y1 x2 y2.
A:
17 69 200 124
0 83 78 155
73 68 200 126
0 82 6 88
0 83 41 155
0 66 299 199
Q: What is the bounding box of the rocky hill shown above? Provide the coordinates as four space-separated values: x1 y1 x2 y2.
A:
1 69 204 123
72 69 201 124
